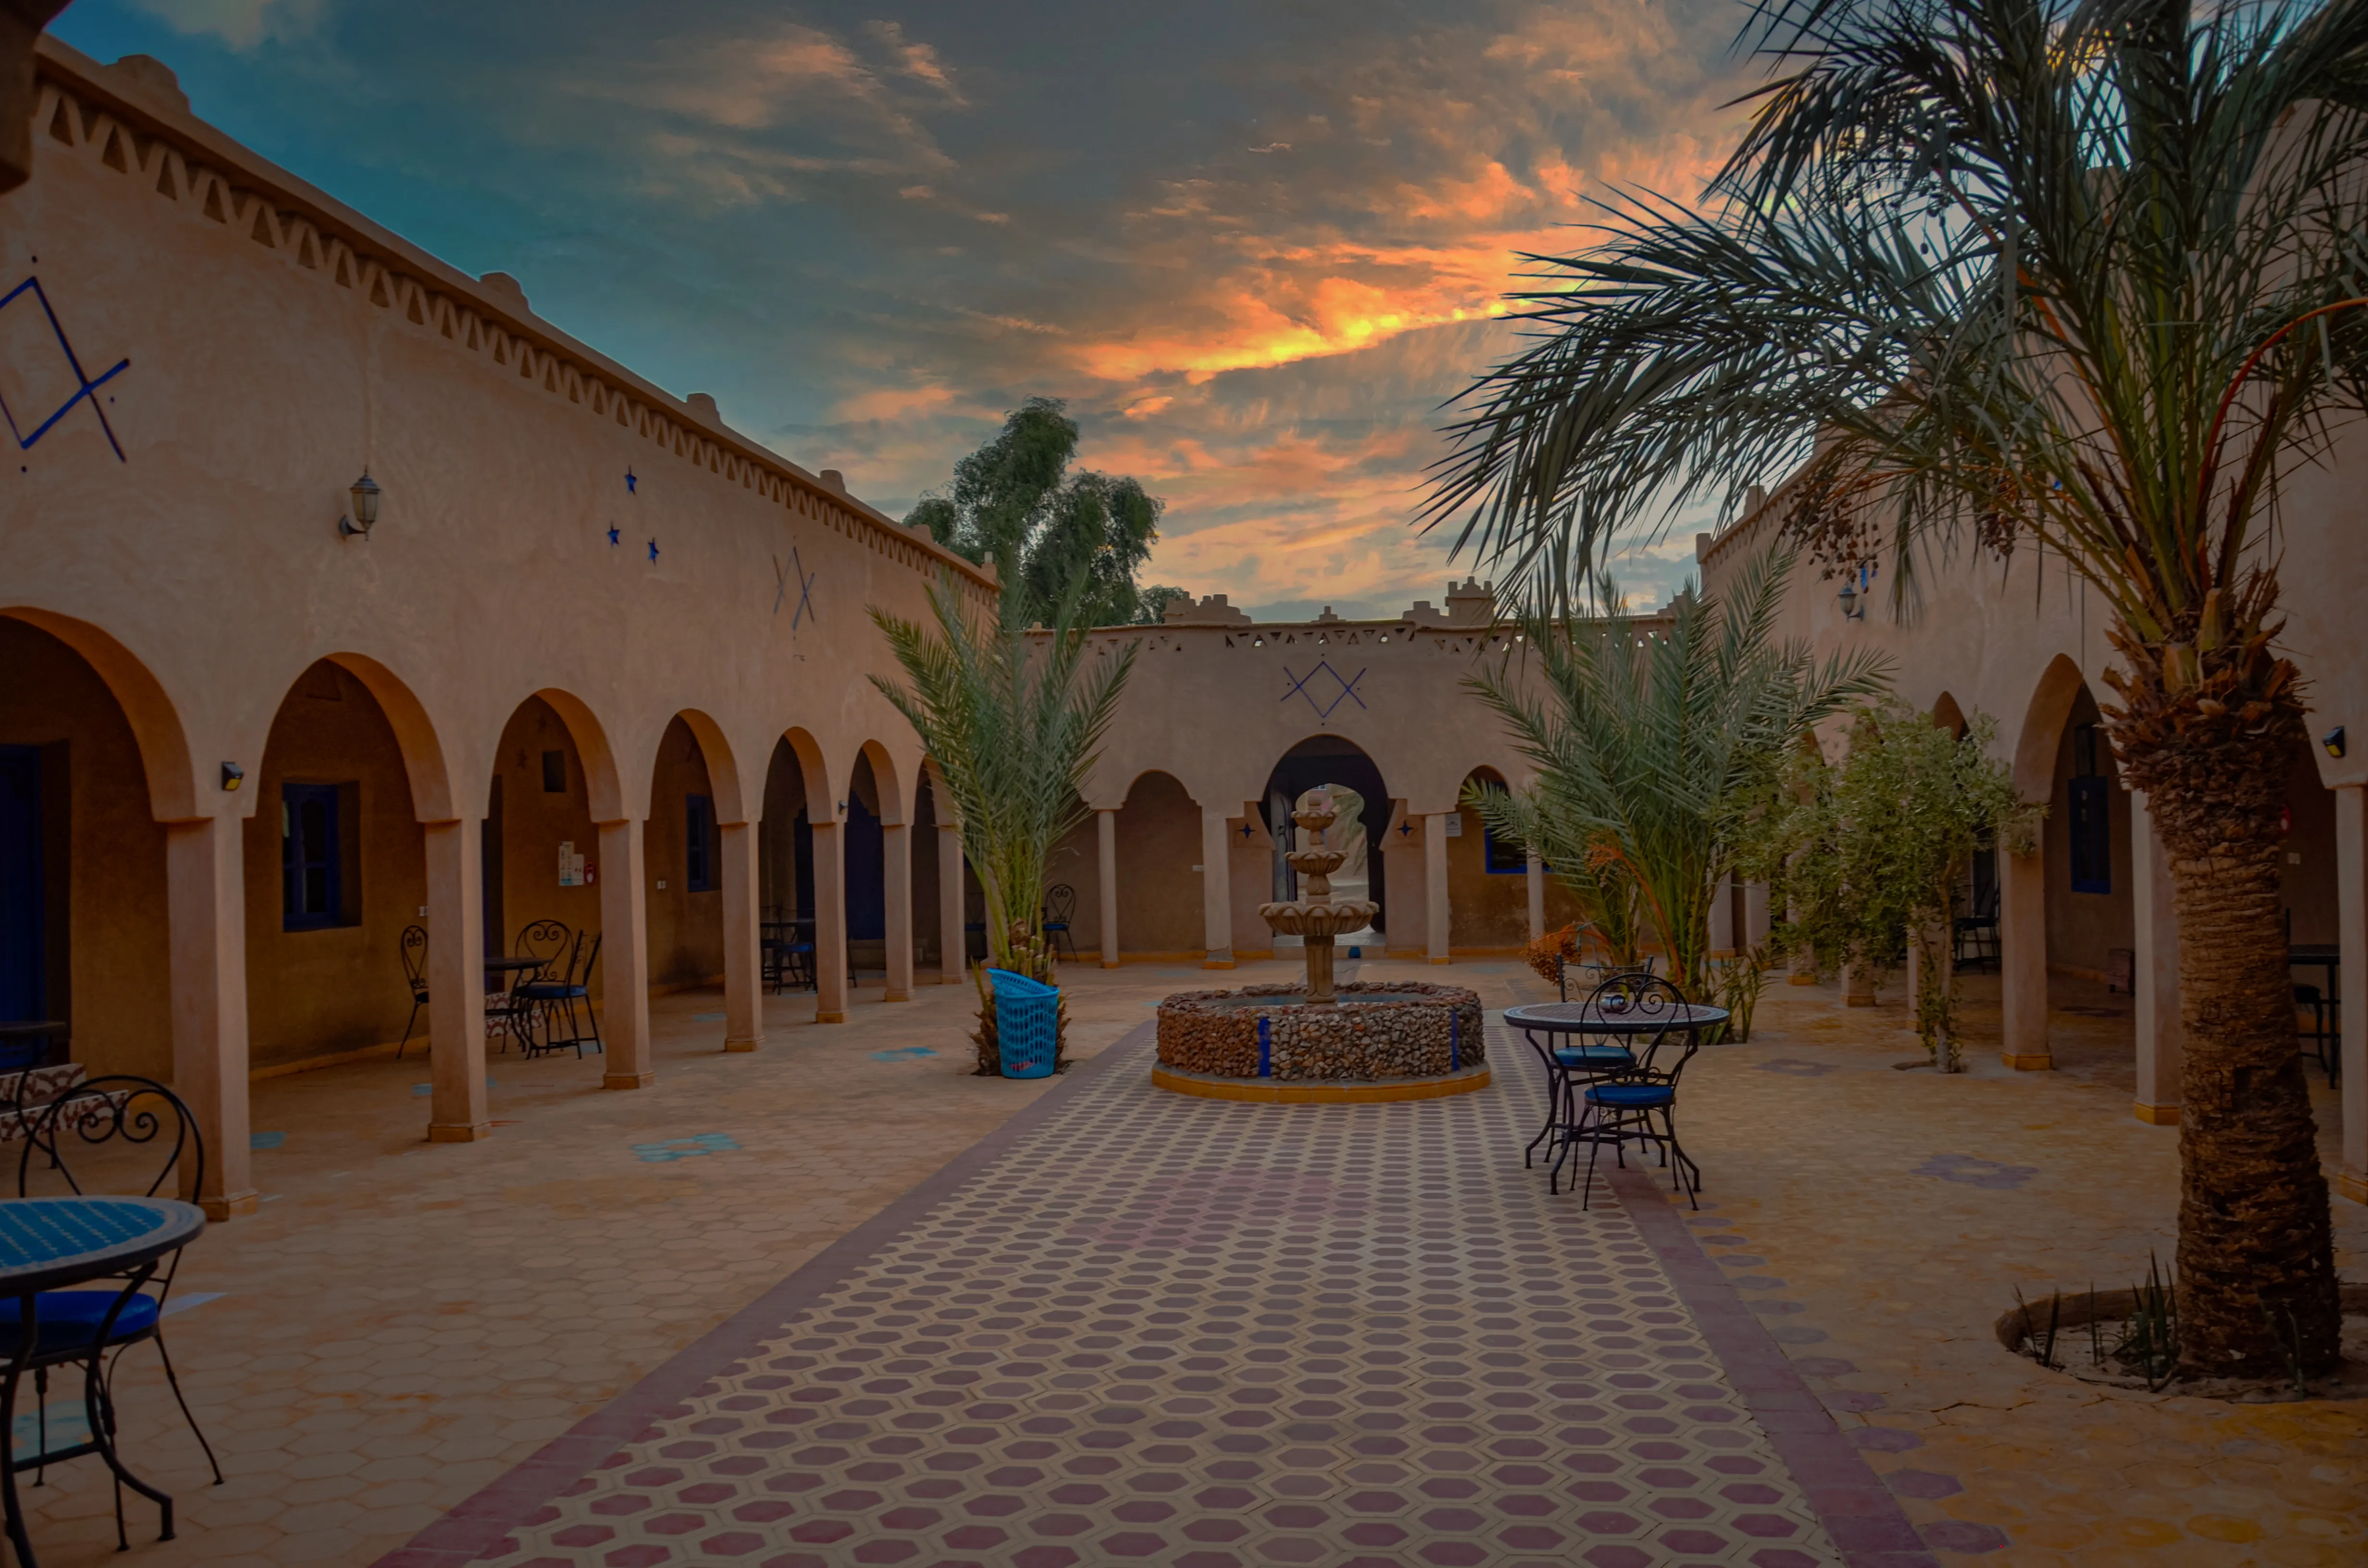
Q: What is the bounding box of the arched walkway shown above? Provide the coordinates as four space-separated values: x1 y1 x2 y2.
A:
0 608 256 1216
1258 739 1389 955
757 729 850 1022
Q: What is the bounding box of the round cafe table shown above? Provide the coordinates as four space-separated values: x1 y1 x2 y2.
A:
1503 999 1729 1196
0 1196 207 1564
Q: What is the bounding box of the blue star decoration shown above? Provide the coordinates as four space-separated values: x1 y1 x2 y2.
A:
647 538 660 563
607 525 619 547
624 468 637 494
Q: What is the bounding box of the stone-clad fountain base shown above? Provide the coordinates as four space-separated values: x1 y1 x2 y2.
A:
1152 980 1488 1103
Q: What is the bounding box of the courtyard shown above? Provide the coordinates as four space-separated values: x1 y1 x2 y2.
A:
4 961 2356 1568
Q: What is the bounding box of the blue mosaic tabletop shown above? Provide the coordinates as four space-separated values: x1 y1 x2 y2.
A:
0 1198 203 1290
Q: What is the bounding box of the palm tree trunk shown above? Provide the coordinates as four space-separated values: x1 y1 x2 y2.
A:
2117 654 2340 1378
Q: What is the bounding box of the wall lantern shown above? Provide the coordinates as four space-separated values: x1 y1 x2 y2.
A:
221 761 244 792
1838 562 1872 621
2325 725 2347 760
337 471 382 539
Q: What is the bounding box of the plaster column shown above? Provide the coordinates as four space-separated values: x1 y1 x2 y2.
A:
1841 963 1875 1006
422 817 490 1140
597 818 654 1088
1709 875 1735 957
720 820 763 1052
1200 807 1233 967
881 822 913 1002
166 814 255 1219
1998 845 2052 1069
1425 813 1452 964
2336 784 2367 1204
812 818 850 1020
2129 792 2181 1124
937 822 965 983
1525 852 1546 943
1744 881 1772 947
1098 808 1121 968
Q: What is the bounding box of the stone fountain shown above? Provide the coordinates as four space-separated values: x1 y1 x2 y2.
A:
1150 790 1487 1102
1257 794 1379 1004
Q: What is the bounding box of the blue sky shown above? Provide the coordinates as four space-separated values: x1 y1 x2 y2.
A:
56 0 1751 617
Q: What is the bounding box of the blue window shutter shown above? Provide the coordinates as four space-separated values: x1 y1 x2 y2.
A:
282 783 342 930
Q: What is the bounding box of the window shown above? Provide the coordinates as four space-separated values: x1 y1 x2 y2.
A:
541 750 567 794
2067 723 2111 894
282 783 342 930
1481 824 1527 875
686 793 716 891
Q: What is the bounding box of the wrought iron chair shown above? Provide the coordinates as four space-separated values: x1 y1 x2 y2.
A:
1570 972 1707 1210
1510 1019 1634 1187
518 931 603 1057
1954 884 2000 970
1042 884 1079 961
396 925 430 1060
7 1077 222 1550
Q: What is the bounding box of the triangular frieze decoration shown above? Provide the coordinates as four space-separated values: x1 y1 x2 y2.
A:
296 229 320 270
45 95 72 146
101 124 127 172
153 150 176 198
200 176 227 223
366 267 392 308
248 201 277 248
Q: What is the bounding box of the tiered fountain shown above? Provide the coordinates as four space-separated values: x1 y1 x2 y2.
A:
1152 791 1487 1102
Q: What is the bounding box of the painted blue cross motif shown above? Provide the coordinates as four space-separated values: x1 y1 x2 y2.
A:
607 525 619 547
869 1046 937 1062
1914 1152 2038 1189
0 277 130 460
647 538 660 563
625 467 637 494
1281 661 1368 723
774 547 818 626
631 1132 739 1164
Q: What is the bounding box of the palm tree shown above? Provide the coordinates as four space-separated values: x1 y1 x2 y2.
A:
1465 550 1888 996
871 572 1136 1064
1427 0 2368 1375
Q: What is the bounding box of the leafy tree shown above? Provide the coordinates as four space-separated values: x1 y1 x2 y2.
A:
1464 549 1888 996
869 572 1136 1069
1426 0 2365 1378
1748 701 2031 1071
907 397 1181 626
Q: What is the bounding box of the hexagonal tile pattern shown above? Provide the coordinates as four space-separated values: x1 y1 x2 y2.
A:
480 1027 1838 1566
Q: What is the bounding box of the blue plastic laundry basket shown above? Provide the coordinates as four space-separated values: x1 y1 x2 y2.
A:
987 968 1060 1078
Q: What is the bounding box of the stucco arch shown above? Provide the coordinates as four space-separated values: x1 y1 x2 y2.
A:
529 689 628 824
1 606 197 821
671 710 748 825
321 652 458 822
2012 654 2090 799
857 739 906 825
774 727 835 820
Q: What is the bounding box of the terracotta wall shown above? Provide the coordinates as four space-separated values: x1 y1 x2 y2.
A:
0 619 170 1076
1445 795 1530 948
2282 737 2340 946
490 698 602 990
239 660 427 1068
645 715 723 988
2042 687 2134 977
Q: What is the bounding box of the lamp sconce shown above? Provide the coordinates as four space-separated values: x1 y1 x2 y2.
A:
337 471 382 539
221 761 245 792
1838 562 1873 621
2325 725 2347 760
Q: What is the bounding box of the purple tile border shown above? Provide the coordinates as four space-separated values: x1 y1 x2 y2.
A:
1608 1166 1945 1568
372 1023 1155 1568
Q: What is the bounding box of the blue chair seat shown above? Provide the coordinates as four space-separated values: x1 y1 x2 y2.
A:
0 1290 160 1356
515 982 586 1000
1585 1083 1676 1109
1554 1045 1634 1070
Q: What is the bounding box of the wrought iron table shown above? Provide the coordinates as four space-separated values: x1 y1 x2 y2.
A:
0 1196 207 1565
1503 1000 1729 1194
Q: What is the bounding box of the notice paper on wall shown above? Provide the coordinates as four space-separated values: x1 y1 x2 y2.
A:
558 842 593 886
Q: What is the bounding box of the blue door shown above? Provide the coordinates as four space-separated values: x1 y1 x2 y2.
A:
0 746 41 1022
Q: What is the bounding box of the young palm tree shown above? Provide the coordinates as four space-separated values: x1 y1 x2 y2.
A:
1465 550 1888 996
871 572 1136 1061
1428 0 2368 1374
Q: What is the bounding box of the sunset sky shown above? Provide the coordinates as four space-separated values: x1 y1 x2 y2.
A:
56 0 1757 618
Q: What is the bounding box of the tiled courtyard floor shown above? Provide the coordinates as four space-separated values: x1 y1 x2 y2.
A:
5 958 2363 1567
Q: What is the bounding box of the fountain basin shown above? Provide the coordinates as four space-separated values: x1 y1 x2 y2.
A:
1153 981 1488 1103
